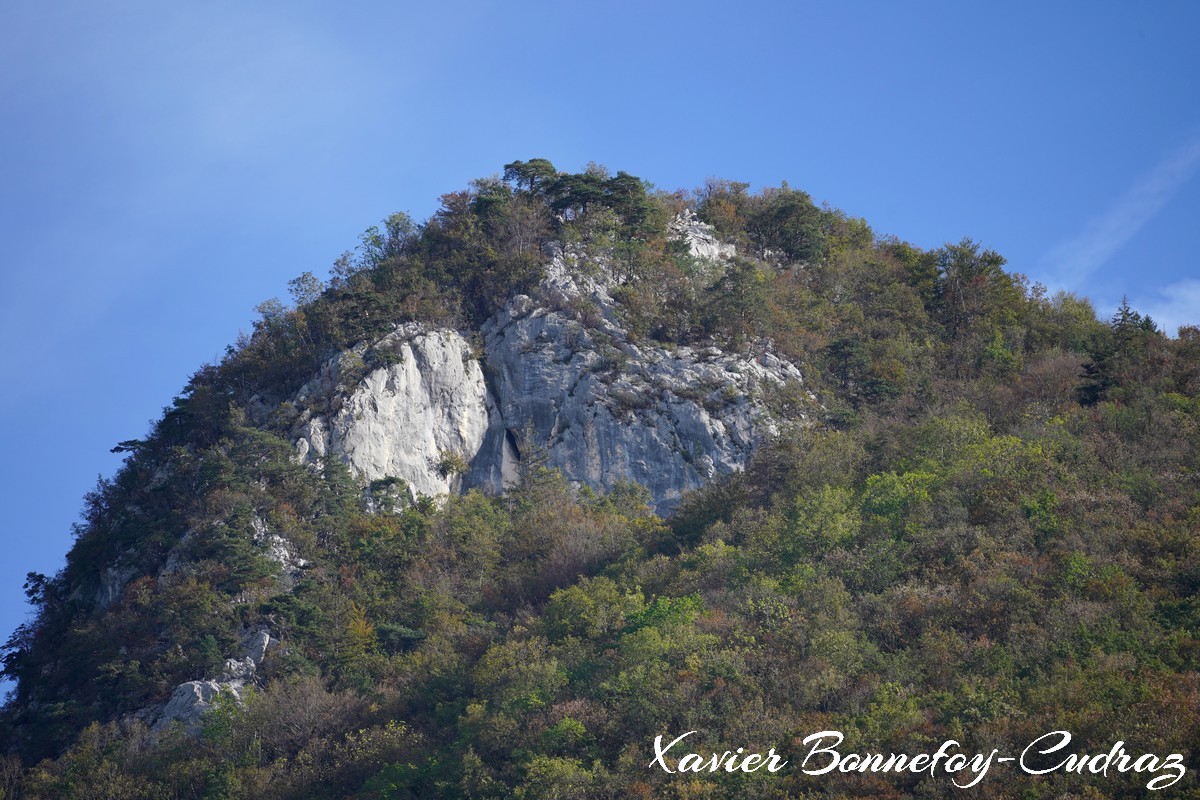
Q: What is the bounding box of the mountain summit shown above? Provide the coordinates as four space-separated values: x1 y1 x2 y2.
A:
3 161 1197 799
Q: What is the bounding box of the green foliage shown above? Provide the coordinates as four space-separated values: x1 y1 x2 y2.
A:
435 450 470 478
542 577 643 641
626 593 703 632
5 160 1200 798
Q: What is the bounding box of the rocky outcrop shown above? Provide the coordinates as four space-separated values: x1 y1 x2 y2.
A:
477 295 808 509
153 629 277 733
155 680 235 735
288 214 814 511
668 208 736 262
292 326 492 499
95 564 137 610
252 515 307 587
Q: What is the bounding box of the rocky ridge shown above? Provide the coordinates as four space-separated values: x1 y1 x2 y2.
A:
288 213 815 511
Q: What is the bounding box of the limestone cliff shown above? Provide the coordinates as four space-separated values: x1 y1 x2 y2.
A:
289 214 815 511
290 326 492 499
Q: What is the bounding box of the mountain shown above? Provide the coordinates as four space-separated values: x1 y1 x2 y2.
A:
2 161 1197 799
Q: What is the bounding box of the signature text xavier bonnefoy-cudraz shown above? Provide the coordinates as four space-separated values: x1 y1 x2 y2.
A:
649 730 1187 790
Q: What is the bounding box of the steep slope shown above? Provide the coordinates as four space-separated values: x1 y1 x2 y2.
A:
3 162 1198 800
3 163 819 756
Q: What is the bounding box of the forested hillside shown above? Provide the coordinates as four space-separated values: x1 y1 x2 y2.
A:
2 160 1197 799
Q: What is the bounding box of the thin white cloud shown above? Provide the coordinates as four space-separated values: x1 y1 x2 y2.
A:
1041 133 1200 288
1138 278 1200 337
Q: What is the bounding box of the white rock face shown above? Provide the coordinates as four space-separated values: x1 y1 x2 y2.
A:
478 298 808 510
293 326 492 498
286 223 812 512
158 680 230 734
542 243 618 308
668 208 736 261
243 629 273 665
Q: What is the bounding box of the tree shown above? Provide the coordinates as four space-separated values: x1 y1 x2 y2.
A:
547 172 607 219
695 178 751 243
357 211 417 270
704 257 768 342
503 158 558 194
934 238 1019 334
1079 296 1170 403
603 171 652 230
287 271 325 306
745 184 826 263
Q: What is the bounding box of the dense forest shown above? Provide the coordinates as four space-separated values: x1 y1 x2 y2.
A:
1 160 1197 798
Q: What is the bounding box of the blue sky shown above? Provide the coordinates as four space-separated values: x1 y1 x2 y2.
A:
2 1 1198 682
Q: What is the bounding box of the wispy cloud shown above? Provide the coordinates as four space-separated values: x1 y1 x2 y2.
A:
1138 278 1200 336
1040 133 1200 288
